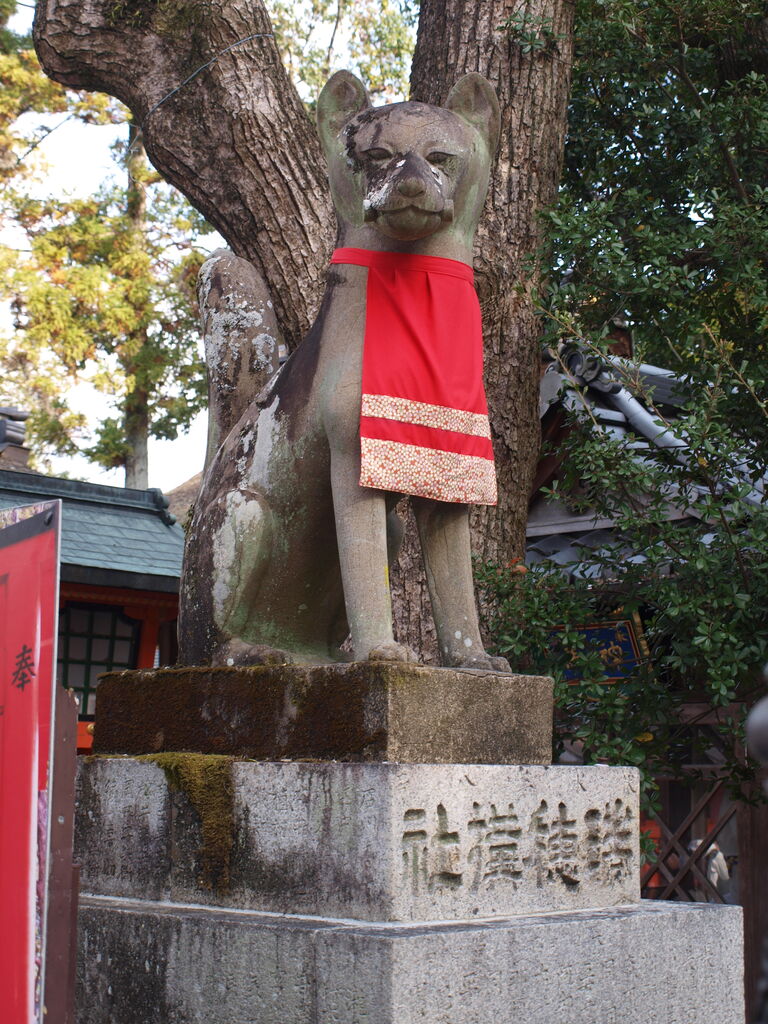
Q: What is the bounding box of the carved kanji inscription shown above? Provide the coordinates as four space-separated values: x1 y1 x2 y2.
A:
400 793 635 894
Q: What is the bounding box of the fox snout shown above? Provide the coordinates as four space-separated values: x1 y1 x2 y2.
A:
364 153 453 225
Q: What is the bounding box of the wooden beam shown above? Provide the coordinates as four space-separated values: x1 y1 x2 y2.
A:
43 687 79 1024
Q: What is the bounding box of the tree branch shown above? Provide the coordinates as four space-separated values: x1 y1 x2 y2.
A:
33 0 335 348
671 16 750 205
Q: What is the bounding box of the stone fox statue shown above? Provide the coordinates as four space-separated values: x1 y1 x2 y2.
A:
178 70 510 672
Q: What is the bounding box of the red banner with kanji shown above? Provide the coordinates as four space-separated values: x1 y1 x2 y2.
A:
0 502 60 1024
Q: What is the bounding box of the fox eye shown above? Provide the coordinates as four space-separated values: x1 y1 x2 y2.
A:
427 151 453 166
364 148 392 162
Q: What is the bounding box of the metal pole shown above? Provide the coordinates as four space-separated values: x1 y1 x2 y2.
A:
746 673 768 1024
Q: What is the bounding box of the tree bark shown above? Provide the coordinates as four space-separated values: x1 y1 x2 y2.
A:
124 388 149 489
121 128 150 489
392 0 575 657
33 0 334 350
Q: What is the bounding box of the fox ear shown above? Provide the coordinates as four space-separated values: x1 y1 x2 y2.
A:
317 71 370 149
445 73 500 154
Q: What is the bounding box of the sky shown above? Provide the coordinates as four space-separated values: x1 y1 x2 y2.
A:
5 4 210 495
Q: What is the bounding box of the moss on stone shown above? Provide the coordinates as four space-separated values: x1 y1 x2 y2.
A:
105 0 202 34
139 752 234 893
94 662 553 764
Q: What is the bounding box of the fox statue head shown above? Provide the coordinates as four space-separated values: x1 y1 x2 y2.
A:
316 71 500 249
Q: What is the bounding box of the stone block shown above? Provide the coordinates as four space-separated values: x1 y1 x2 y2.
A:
76 758 640 921
93 662 553 764
76 895 744 1024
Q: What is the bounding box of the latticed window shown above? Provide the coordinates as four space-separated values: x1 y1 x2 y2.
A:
57 604 140 717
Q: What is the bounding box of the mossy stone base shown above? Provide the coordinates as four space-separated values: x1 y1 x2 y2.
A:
94 663 553 764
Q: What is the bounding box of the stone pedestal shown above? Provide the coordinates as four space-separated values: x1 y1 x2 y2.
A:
78 759 642 920
76 664 744 1023
93 663 553 764
78 895 742 1024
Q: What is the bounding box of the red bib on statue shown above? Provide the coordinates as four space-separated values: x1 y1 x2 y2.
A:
331 247 497 505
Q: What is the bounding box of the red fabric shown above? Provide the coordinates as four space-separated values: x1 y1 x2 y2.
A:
331 247 497 505
0 512 59 1023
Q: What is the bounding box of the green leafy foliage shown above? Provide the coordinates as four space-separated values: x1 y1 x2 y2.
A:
544 0 768 395
478 342 768 811
0 3 120 179
0 0 28 54
498 9 565 56
476 0 768 809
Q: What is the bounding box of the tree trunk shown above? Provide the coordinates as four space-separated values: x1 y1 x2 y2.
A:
123 387 149 489
121 128 150 490
392 0 575 657
33 0 334 351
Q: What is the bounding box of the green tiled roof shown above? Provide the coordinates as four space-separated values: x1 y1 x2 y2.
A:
0 470 184 592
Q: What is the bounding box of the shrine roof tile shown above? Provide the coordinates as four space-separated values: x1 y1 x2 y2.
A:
0 470 184 592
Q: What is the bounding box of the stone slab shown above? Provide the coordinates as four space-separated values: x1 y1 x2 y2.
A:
93 662 553 764
76 758 640 921
76 894 744 1024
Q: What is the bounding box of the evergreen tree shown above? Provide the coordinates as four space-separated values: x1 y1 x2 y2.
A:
0 2 207 485
545 0 768 446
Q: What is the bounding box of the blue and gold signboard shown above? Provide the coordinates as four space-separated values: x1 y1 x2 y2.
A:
552 614 648 683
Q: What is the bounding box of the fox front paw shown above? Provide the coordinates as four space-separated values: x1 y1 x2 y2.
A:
366 642 420 664
212 639 294 667
446 651 512 673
